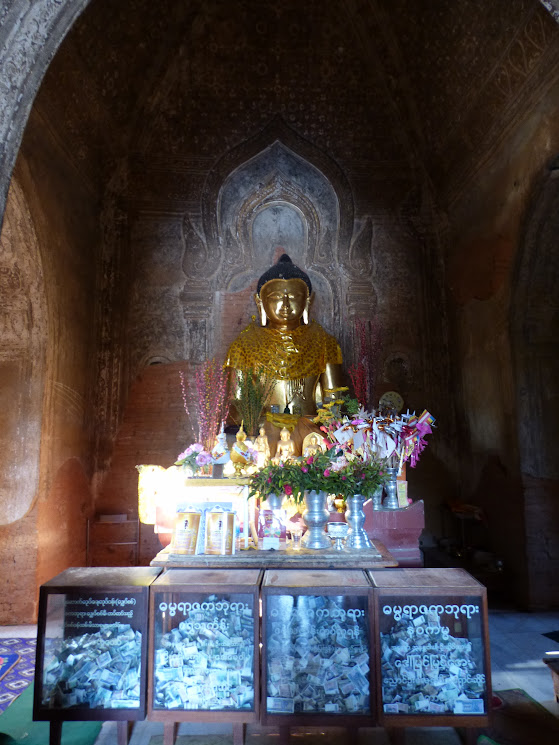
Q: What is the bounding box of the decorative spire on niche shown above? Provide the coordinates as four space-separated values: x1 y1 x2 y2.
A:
181 215 215 279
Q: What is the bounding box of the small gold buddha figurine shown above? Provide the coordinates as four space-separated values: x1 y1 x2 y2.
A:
254 426 271 467
225 253 345 455
273 427 296 464
230 422 251 475
302 431 325 458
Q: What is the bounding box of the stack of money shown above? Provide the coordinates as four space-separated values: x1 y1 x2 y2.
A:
41 623 142 709
153 594 255 711
380 606 486 715
265 594 370 715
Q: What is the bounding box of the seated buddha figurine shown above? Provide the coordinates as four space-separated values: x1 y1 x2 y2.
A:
272 427 297 464
225 253 344 455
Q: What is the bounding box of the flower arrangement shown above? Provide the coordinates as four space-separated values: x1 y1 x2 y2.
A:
248 440 388 505
232 367 276 438
179 357 232 452
347 317 382 411
174 442 213 475
248 448 339 505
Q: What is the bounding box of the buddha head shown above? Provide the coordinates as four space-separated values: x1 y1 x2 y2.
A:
255 254 313 330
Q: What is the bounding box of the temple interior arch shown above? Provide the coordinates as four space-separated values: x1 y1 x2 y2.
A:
1 0 559 621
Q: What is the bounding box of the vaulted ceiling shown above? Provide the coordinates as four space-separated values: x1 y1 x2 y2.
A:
31 0 559 208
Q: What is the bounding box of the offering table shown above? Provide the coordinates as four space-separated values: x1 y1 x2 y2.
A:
149 540 398 570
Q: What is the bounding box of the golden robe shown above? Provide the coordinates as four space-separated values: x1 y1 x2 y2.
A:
225 320 342 380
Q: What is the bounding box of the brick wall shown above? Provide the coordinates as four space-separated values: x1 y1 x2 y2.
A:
96 360 201 564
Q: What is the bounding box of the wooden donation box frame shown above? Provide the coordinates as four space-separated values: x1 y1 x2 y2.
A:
260 569 375 729
33 567 162 744
147 568 261 745
369 567 491 731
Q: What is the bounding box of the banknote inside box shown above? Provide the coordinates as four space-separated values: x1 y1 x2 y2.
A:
378 595 488 715
265 593 371 715
152 591 256 711
39 590 146 710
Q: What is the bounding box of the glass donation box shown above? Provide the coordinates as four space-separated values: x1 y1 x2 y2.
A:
33 567 162 723
148 568 261 724
260 569 374 726
369 567 491 728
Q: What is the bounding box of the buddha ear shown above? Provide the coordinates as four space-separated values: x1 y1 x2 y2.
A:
303 291 314 325
255 293 267 326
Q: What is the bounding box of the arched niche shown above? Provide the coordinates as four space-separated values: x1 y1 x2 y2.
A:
0 176 48 524
200 119 354 344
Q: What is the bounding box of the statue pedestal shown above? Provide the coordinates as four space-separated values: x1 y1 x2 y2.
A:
363 499 425 567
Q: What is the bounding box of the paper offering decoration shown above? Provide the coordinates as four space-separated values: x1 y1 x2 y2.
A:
379 597 487 715
265 594 370 715
153 593 255 711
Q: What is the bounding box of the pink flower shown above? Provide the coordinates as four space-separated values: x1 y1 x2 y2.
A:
341 475 347 480
301 466 308 473
361 473 366 480
284 485 293 496
267 477 272 484
307 456 314 464
324 469 330 477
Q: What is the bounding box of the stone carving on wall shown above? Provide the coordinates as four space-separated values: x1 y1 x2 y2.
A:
0 176 47 524
0 0 91 219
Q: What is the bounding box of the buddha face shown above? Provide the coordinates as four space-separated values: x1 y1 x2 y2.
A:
258 278 309 330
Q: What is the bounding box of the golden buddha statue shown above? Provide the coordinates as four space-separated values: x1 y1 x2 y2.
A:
230 422 251 474
272 427 296 464
225 253 344 455
302 431 325 458
254 426 271 467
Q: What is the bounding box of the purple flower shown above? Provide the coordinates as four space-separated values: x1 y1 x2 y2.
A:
185 442 204 456
195 451 212 466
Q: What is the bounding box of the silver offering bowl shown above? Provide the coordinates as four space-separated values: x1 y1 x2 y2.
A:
327 521 349 551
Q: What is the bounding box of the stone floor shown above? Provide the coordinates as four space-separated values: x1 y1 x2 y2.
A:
2 605 559 744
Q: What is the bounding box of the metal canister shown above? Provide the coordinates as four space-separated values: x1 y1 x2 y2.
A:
172 511 201 554
205 510 235 555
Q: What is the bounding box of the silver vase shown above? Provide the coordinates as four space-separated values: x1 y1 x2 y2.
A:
372 484 384 510
384 467 400 510
301 490 331 549
265 493 283 511
344 494 372 550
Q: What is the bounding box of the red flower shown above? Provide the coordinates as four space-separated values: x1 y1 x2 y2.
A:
284 485 293 496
